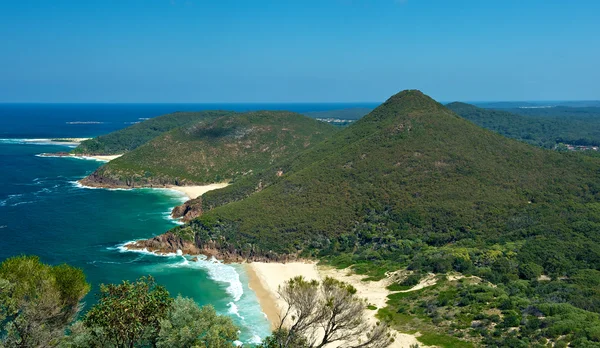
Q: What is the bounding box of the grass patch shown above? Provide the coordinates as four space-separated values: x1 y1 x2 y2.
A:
417 332 475 348
387 283 413 291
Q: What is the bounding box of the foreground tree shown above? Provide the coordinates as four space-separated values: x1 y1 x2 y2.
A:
156 296 239 348
0 255 90 347
265 276 393 348
64 286 240 348
83 276 172 347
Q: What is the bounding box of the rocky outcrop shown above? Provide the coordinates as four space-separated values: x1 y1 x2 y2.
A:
80 170 192 189
79 171 132 188
39 152 72 157
126 232 301 263
171 198 203 222
125 232 201 255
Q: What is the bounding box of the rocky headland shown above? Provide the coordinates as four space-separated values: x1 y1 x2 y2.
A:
124 232 301 263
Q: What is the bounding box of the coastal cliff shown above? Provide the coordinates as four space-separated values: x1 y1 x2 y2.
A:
79 169 197 189
126 232 300 263
171 198 203 222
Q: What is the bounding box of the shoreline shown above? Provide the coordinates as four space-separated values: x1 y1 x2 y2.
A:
246 262 427 348
166 183 229 199
245 264 281 329
38 153 123 162
76 179 228 200
118 242 428 346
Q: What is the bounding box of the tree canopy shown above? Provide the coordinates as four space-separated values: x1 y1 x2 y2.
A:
0 255 89 347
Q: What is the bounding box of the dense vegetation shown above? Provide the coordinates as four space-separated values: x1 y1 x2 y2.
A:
71 111 233 155
0 256 89 347
168 90 600 346
2 256 389 348
82 111 337 187
447 102 600 148
379 273 600 347
303 103 600 149
0 256 240 348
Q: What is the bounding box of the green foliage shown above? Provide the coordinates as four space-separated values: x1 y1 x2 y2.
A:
518 262 543 280
260 328 309 348
84 111 337 187
447 102 600 148
0 255 89 347
266 276 392 348
72 111 231 155
156 296 238 348
83 276 173 347
416 332 474 348
167 90 600 346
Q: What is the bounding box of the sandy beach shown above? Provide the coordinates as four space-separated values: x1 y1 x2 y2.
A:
38 153 123 162
166 183 229 199
246 262 320 329
246 262 427 347
83 154 123 161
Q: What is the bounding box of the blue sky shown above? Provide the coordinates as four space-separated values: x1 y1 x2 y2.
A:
0 0 598 102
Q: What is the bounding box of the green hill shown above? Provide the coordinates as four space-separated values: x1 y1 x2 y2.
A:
154 90 600 346
81 111 337 188
448 102 600 148
71 111 232 155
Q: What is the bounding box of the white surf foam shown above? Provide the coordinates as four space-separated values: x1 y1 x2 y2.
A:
248 335 263 345
0 193 33 207
111 240 180 257
142 187 189 203
69 180 130 191
9 201 35 207
110 244 269 344
228 302 244 319
37 154 112 162
1 138 80 147
1 138 54 145
170 255 244 302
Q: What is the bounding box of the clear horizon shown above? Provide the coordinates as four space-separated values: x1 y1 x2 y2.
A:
1 0 599 102
1 99 598 105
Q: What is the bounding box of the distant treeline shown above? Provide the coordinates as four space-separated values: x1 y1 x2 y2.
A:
304 104 600 148
447 103 600 148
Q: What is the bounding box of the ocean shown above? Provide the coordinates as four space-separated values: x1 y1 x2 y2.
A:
0 103 376 344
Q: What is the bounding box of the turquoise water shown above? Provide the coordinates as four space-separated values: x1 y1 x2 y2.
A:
0 140 270 344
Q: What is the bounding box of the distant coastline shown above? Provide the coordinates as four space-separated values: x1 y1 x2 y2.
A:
38 152 123 162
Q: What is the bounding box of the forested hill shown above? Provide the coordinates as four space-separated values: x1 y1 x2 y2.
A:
184 91 600 255
446 102 559 148
71 111 233 155
448 102 600 148
81 111 337 188
158 90 600 346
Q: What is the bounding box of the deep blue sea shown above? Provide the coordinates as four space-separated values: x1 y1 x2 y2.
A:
0 103 376 344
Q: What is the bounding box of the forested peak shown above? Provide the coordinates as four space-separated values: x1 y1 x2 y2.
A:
382 89 441 110
350 89 456 132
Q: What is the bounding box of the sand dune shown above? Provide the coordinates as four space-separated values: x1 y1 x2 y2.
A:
246 262 428 347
